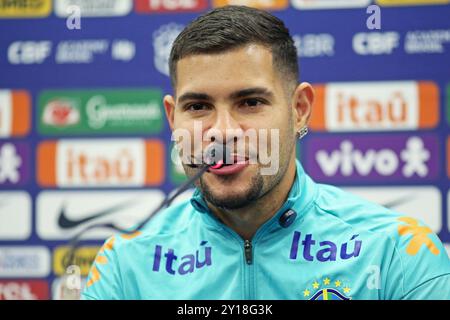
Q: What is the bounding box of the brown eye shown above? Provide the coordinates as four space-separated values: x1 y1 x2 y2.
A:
242 98 263 109
187 103 207 112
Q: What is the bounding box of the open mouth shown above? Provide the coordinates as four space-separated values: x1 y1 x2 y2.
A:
215 154 248 166
208 154 249 175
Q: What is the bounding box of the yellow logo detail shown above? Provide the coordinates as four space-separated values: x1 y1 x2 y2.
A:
303 289 310 297
86 236 115 288
86 231 142 288
0 0 51 18
120 230 142 240
303 277 352 300
397 217 440 256
53 246 101 276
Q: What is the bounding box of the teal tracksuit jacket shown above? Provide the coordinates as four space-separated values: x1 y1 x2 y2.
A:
82 160 450 300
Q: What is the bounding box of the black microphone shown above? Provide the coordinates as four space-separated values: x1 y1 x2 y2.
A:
186 143 232 169
204 143 232 169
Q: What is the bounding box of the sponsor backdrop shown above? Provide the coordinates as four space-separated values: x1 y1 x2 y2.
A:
0 0 449 300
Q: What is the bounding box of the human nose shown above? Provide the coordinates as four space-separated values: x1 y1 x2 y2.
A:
205 108 242 144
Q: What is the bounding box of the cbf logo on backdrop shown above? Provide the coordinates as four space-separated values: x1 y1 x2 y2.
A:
153 23 184 77
304 134 439 183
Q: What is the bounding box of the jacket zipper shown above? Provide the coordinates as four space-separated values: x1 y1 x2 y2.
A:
243 239 255 299
244 240 253 265
212 204 292 298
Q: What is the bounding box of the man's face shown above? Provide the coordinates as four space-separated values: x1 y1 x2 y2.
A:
165 44 298 210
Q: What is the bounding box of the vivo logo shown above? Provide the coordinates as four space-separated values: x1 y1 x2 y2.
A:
305 134 439 182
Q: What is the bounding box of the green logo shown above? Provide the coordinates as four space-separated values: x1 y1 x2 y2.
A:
38 89 163 135
170 144 188 185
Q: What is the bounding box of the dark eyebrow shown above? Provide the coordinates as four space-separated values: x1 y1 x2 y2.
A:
177 87 274 105
178 92 213 104
229 87 274 100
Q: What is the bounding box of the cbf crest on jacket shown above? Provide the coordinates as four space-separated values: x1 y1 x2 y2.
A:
82 160 450 300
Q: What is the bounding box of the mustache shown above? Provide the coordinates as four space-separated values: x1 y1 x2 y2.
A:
183 143 259 167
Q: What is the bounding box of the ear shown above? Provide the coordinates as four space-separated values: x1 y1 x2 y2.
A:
163 94 176 131
291 82 314 133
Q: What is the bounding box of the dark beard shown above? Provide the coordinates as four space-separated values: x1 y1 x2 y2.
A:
199 172 264 210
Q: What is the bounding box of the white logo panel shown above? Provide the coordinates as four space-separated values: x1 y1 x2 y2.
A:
56 139 146 187
0 91 12 137
292 0 371 9
0 192 31 240
0 247 50 278
37 190 165 240
55 0 132 17
343 186 442 233
325 81 419 131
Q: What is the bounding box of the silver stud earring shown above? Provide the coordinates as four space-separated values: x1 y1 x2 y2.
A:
297 126 308 140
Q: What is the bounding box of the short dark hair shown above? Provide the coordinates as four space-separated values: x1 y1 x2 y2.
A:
169 5 299 95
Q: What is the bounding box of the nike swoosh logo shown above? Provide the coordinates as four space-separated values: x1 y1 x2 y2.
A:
58 199 137 229
380 194 413 210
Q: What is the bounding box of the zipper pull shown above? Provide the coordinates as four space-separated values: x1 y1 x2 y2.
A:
244 240 253 265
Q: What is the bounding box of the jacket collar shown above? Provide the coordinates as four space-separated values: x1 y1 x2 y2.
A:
190 159 318 235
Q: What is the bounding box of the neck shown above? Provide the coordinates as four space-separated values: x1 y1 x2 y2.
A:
206 156 297 241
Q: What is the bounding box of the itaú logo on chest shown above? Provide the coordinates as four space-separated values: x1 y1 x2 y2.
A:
152 241 212 276
289 231 362 262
